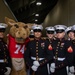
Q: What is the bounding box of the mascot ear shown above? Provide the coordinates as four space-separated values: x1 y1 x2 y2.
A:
27 27 30 37
26 23 34 29
5 17 16 26
23 25 30 37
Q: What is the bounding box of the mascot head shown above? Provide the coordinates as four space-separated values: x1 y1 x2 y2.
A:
5 17 32 43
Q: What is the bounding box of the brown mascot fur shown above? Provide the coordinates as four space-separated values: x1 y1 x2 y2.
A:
5 17 31 75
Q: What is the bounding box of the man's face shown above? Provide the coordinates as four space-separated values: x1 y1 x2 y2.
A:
56 32 65 39
47 33 54 39
0 32 4 38
34 32 42 38
68 32 75 40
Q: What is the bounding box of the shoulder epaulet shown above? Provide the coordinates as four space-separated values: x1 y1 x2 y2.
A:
30 38 34 41
53 37 57 40
41 37 47 40
64 38 67 41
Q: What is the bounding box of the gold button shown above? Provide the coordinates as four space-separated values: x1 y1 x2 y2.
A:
36 50 38 52
56 49 58 51
57 47 58 48
36 56 38 58
58 42 60 44
36 44 38 46
36 58 39 61
59 65 60 67
56 52 58 54
4 59 7 62
55 55 58 58
36 47 38 49
36 53 38 55
36 42 38 43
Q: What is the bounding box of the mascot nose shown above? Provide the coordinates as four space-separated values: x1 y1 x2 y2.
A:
20 37 23 39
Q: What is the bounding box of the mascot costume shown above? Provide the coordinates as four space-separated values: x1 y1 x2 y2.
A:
5 17 31 75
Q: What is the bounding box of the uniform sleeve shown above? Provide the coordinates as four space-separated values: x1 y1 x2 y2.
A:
24 42 33 67
56 41 74 69
5 48 12 68
39 41 54 66
64 41 74 66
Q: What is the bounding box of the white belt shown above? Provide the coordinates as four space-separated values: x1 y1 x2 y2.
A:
31 57 44 61
47 63 50 74
58 57 65 61
54 57 65 61
0 60 4 63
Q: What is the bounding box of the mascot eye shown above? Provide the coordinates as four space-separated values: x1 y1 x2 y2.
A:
23 33 25 35
24 26 28 29
14 24 19 28
18 32 20 34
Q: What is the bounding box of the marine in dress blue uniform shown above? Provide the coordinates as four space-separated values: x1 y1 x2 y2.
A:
50 25 74 75
45 26 55 75
65 26 75 75
66 26 75 40
0 23 12 75
69 25 75 75
24 24 54 75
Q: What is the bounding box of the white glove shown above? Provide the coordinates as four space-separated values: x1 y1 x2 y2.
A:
50 63 55 68
33 61 40 67
68 72 74 75
4 67 11 75
50 67 55 73
31 65 38 71
69 66 75 73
